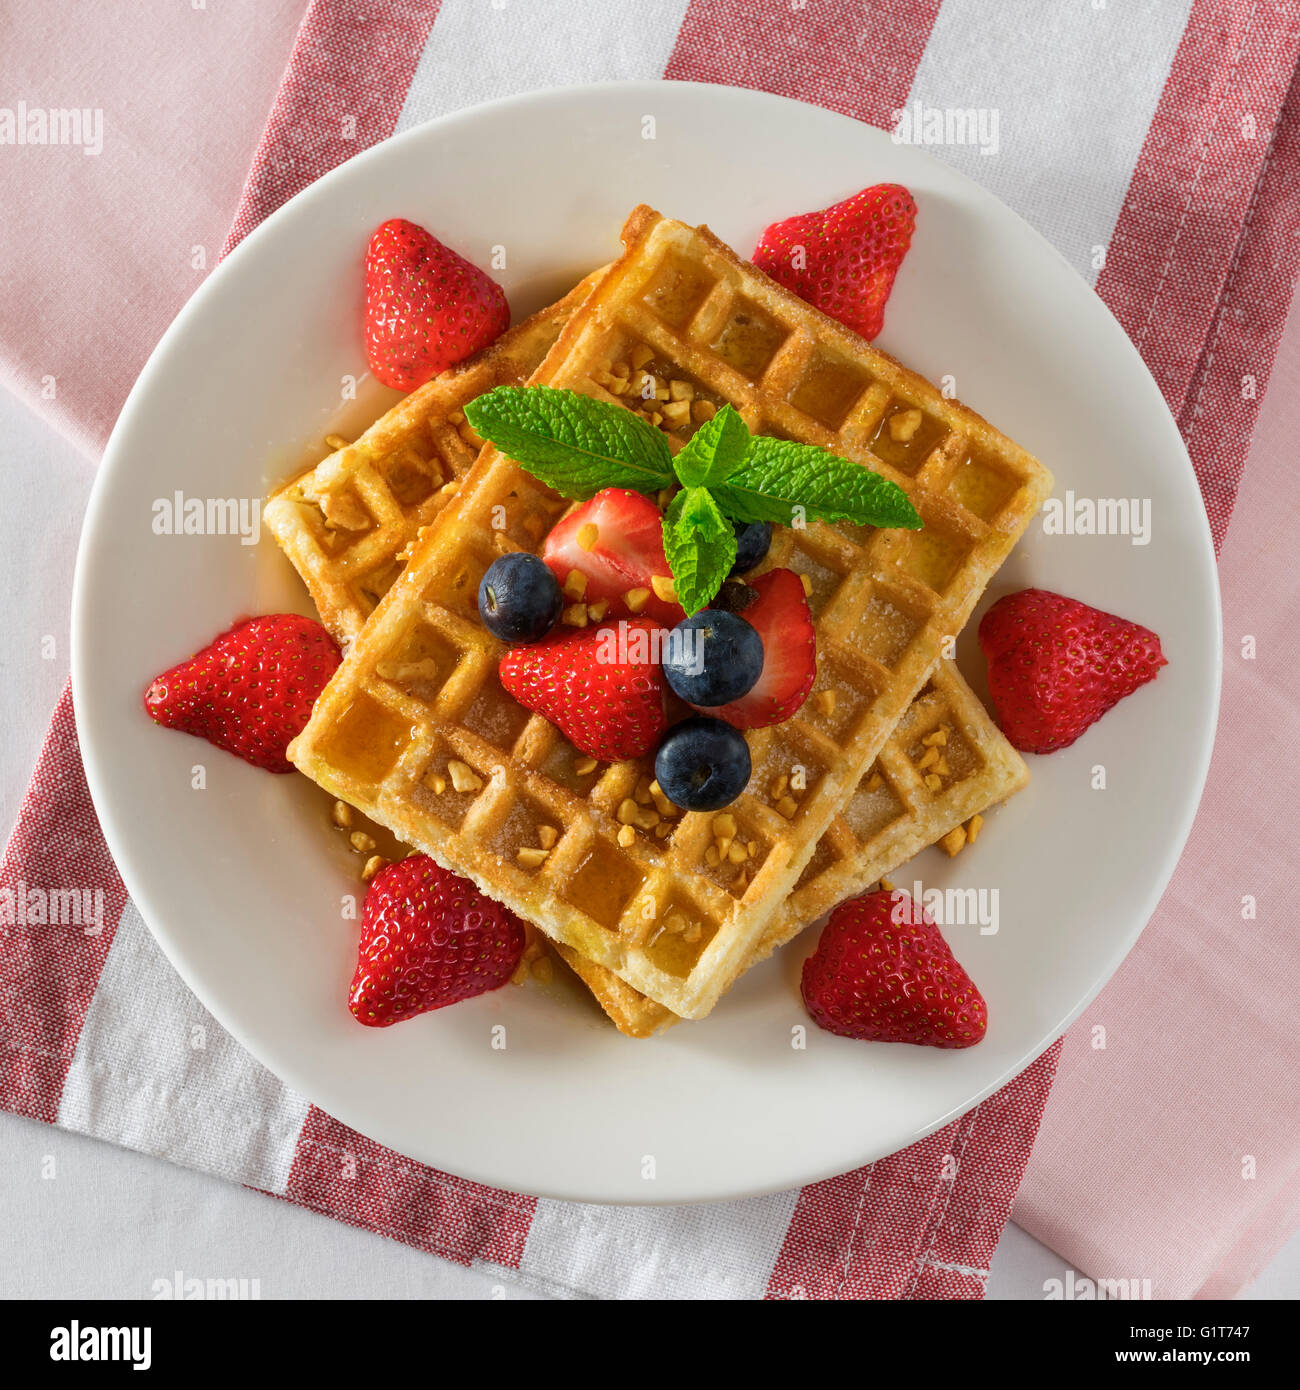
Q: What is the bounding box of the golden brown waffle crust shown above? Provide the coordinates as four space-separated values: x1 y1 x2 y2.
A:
264 273 603 647
290 206 1052 1021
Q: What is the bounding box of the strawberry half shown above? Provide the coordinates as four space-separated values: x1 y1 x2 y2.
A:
801 890 988 1048
978 588 1167 754
542 488 685 626
499 616 668 761
349 856 526 1026
364 217 509 391
144 614 341 774
701 569 815 729
753 183 916 340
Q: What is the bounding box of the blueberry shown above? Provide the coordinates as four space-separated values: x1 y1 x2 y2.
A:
663 610 763 706
654 717 752 812
478 553 563 643
730 520 772 576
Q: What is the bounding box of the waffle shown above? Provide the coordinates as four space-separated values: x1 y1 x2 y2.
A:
290 206 1053 1019
554 659 1027 1036
264 274 602 646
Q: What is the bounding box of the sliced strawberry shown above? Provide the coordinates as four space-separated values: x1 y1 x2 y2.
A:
978 588 1167 753
364 217 509 391
143 614 340 774
753 184 916 340
801 889 988 1048
499 616 669 761
700 569 815 729
542 488 685 626
349 856 526 1026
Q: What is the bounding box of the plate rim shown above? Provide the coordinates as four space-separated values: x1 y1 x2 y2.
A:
72 79 1222 1204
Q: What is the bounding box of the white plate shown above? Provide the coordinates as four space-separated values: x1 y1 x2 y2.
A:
73 83 1219 1204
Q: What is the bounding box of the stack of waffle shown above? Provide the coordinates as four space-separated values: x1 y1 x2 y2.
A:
273 206 1051 1034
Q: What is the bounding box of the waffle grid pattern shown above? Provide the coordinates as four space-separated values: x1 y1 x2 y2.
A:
290 208 1052 1018
264 276 598 646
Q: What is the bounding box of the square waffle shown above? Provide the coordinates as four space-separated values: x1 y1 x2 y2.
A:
264 273 602 646
554 659 1027 1036
289 206 1052 1019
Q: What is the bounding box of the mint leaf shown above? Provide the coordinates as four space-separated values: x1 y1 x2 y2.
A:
464 385 674 499
663 488 737 615
710 436 922 530
672 404 750 488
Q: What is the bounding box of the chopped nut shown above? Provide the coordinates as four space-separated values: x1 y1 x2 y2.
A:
727 841 748 864
624 587 651 613
576 523 599 552
917 747 940 770
747 840 758 857
664 911 687 934
651 574 677 602
654 822 672 839
692 399 717 423
776 795 799 819
361 855 388 883
563 569 588 598
880 876 896 892
889 408 923 443
712 812 737 839
324 433 350 451
320 491 370 531
648 780 674 817
732 867 749 890
606 375 630 396
924 773 942 792
492 531 520 554
715 835 734 860
967 813 984 844
668 379 695 402
683 922 703 944
939 826 967 857
865 771 884 792
331 800 353 830
562 602 588 627
538 825 558 850
662 400 691 424
616 798 640 826
617 824 636 848
446 411 465 425
424 771 448 795
587 599 609 621
611 360 631 379
769 773 789 800
933 756 950 777
348 831 376 854
438 480 460 496
921 729 948 747
705 845 720 867
575 756 598 776
630 344 655 369
814 689 837 716
799 572 813 598
517 847 550 869
447 759 483 793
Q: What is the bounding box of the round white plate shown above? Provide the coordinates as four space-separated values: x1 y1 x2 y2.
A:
74 83 1219 1204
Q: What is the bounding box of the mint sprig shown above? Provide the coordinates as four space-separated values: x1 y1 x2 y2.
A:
463 385 673 498
464 386 921 612
663 488 737 617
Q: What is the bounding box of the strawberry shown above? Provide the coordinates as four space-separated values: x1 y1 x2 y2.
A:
978 588 1167 754
499 616 668 761
349 856 525 1026
753 183 916 340
144 615 340 774
542 488 685 626
701 569 815 729
801 890 988 1048
364 217 509 391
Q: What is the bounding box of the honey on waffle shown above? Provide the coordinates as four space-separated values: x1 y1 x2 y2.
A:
289 206 1052 1019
